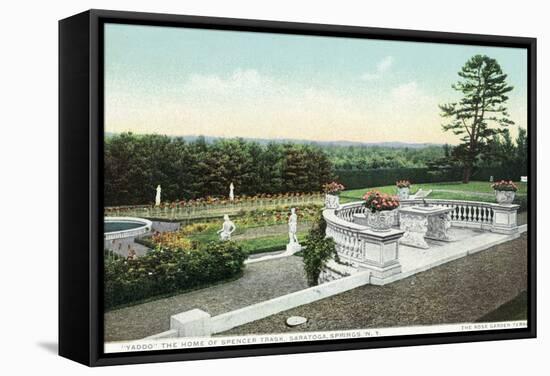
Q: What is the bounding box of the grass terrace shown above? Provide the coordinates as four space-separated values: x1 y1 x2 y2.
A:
340 181 527 204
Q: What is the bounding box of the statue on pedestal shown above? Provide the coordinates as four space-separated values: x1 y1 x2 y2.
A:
229 182 235 201
288 208 298 244
217 214 236 241
286 208 301 254
155 185 161 206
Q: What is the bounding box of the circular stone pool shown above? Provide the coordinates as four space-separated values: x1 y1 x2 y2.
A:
104 217 153 240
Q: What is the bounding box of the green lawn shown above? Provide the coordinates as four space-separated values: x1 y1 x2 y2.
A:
415 181 527 194
187 224 307 255
340 181 527 204
237 232 308 255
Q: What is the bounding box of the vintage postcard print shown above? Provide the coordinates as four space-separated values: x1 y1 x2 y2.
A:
102 22 529 354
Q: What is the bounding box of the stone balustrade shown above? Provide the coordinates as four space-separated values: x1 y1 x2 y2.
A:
324 208 403 283
324 198 520 283
399 198 519 234
334 199 519 234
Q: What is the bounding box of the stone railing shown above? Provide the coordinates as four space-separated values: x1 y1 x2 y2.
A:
334 199 519 234
324 198 520 283
400 198 495 229
323 208 403 283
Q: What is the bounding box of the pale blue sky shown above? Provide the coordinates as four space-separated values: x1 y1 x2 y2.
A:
104 23 528 143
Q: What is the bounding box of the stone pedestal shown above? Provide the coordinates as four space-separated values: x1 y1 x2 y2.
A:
285 242 302 254
170 309 212 337
399 206 454 249
491 204 519 234
400 214 429 249
358 228 404 281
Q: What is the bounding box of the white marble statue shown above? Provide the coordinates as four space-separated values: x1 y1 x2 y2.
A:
285 208 301 254
229 182 235 201
155 185 161 206
288 208 299 244
217 214 236 241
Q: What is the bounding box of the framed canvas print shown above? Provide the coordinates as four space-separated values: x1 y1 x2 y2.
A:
59 9 537 366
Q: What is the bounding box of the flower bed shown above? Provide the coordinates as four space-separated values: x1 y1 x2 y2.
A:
104 191 324 215
104 241 247 310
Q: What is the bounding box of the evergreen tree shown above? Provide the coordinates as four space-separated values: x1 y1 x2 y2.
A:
440 55 514 183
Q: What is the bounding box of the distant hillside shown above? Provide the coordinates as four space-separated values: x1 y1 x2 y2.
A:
104 132 443 149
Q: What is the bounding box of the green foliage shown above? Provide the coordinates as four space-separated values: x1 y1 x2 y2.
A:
322 144 445 170
104 134 335 206
337 166 526 191
481 127 528 175
337 167 463 190
104 241 247 310
440 55 515 183
302 211 337 286
340 181 528 212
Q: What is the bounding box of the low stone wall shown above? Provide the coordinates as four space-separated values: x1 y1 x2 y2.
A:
318 267 347 284
145 270 372 339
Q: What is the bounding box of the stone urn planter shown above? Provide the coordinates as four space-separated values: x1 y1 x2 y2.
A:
367 210 396 232
495 190 515 205
325 194 340 209
397 187 410 200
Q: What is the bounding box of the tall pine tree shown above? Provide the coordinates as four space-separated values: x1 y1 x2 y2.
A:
440 55 514 183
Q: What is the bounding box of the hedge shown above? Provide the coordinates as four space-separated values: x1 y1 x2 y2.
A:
104 241 247 310
336 166 527 190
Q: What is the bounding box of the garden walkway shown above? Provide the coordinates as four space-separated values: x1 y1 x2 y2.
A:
104 255 308 341
222 233 528 335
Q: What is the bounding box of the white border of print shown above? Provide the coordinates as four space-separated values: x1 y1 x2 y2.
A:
105 320 527 354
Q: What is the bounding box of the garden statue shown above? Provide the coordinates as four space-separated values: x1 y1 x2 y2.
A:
217 214 236 241
288 208 298 244
286 208 301 253
229 182 235 201
127 247 137 261
155 185 161 206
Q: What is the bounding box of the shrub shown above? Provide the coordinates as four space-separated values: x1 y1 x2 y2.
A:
302 211 337 286
104 241 247 310
514 195 528 212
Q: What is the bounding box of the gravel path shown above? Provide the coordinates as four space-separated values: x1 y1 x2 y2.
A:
105 255 307 341
221 233 528 336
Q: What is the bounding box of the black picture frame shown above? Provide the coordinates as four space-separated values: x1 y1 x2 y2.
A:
59 9 537 367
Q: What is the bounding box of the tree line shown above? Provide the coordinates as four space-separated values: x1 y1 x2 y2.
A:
104 133 335 206
427 127 527 179
322 144 445 170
